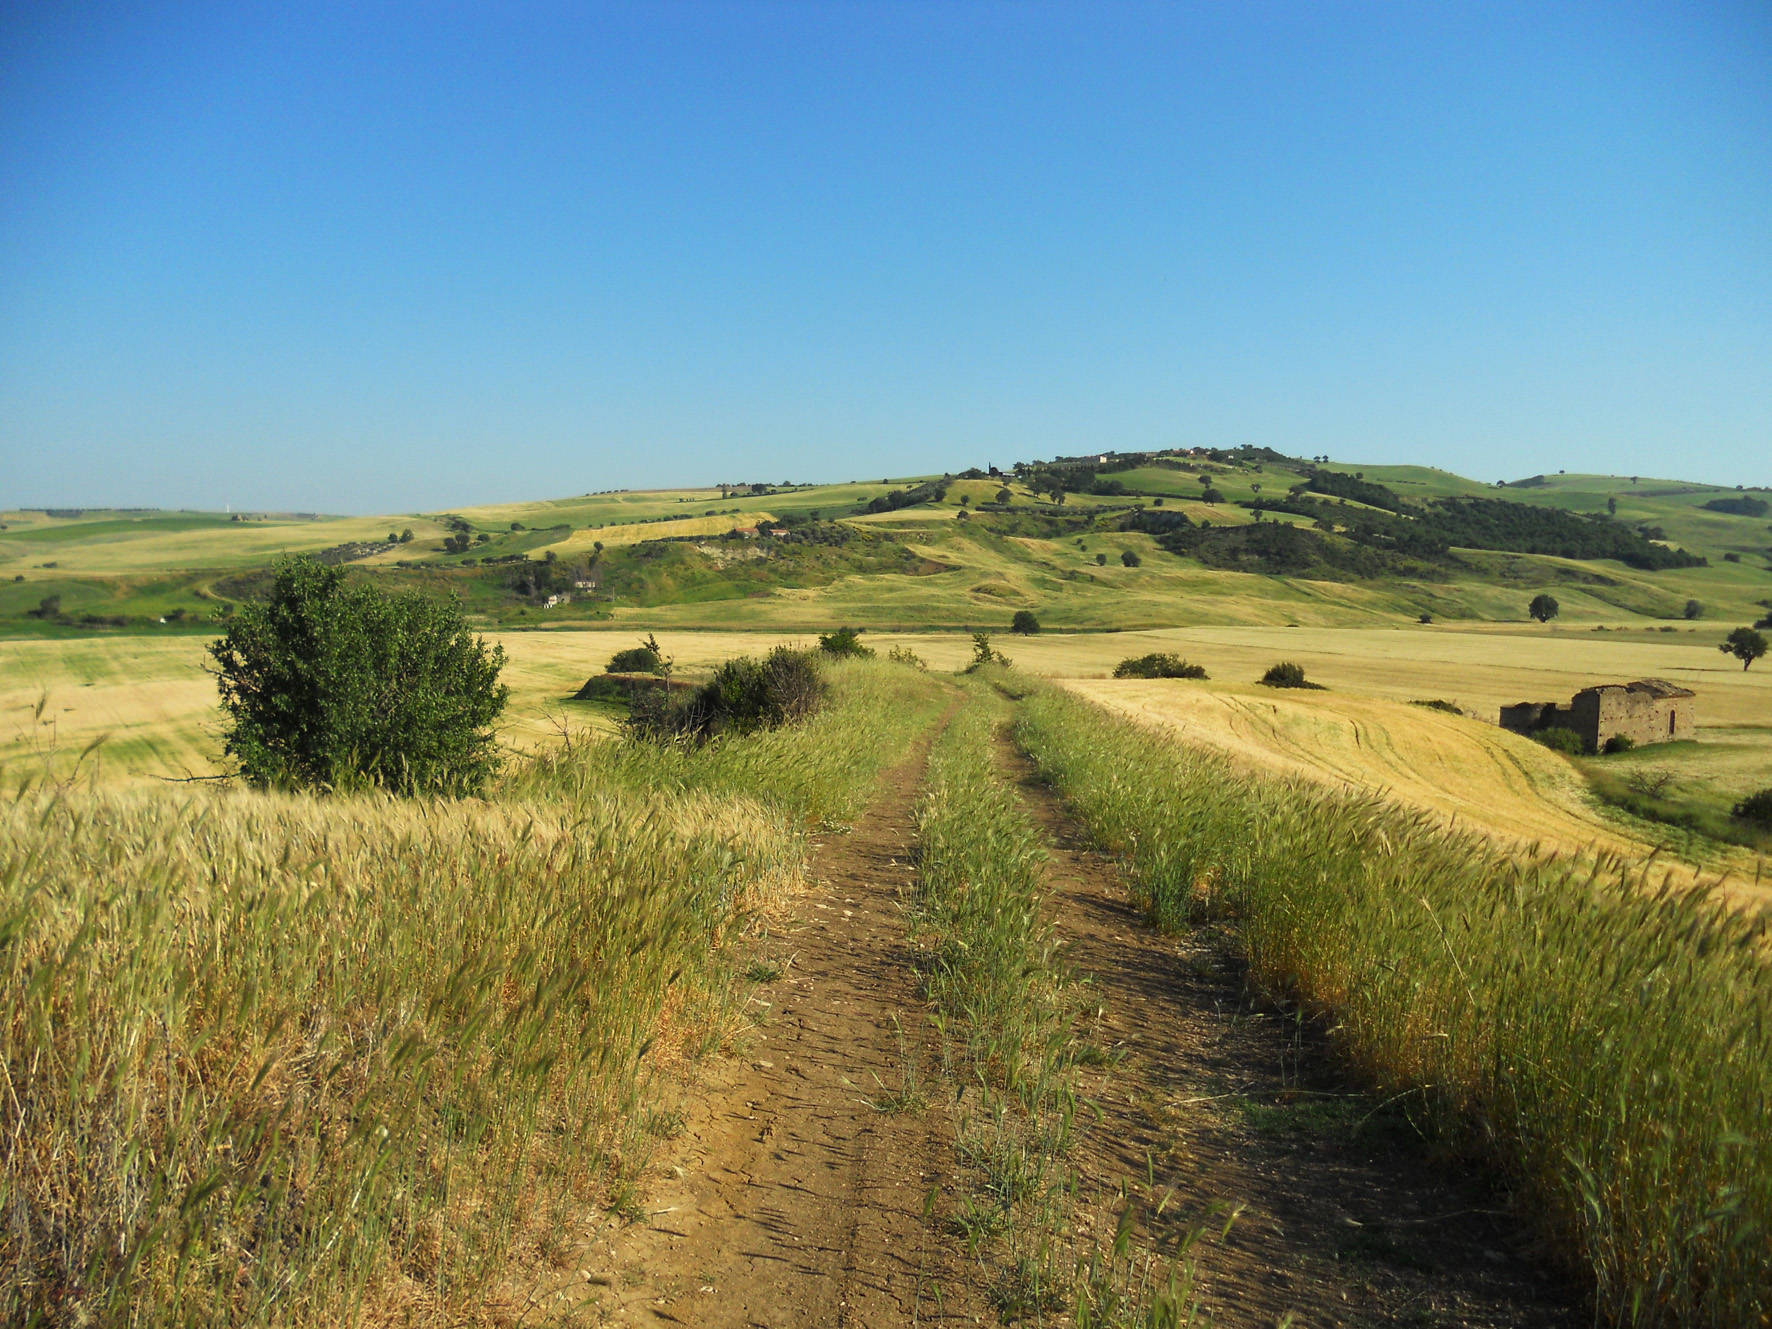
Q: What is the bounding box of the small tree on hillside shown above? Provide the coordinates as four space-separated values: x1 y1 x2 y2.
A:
966 632 1012 670
1011 610 1041 635
1720 627 1768 671
1120 549 1141 567
1684 599 1703 620
1529 594 1560 623
209 556 508 794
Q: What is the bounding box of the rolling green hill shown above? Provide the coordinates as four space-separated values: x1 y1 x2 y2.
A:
3 450 1769 638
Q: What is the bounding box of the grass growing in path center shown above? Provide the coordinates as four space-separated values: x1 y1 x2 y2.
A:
911 678 1210 1325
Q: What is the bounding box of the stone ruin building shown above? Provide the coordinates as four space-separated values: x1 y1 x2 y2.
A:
1500 678 1696 751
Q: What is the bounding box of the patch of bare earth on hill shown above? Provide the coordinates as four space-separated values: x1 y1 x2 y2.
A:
517 712 989 1328
997 738 1585 1328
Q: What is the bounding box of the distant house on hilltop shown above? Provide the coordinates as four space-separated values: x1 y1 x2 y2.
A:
1501 679 1695 750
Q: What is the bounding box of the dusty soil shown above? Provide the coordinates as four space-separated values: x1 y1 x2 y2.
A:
530 714 989 1328
998 737 1585 1328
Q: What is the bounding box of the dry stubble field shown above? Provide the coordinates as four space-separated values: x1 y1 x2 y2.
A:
6 622 1767 888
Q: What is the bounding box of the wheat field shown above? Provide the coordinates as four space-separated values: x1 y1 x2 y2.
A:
7 623 1768 790
0 629 836 784
1065 679 1635 853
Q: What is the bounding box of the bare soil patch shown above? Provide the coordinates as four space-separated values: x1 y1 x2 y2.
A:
998 737 1585 1328
526 711 986 1327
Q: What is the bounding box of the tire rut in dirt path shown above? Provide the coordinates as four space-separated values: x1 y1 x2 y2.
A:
549 714 988 1329
995 736 1585 1329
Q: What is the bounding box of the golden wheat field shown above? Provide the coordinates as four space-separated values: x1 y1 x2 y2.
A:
1068 678 1635 850
0 628 835 783
6 622 1769 786
545 512 780 554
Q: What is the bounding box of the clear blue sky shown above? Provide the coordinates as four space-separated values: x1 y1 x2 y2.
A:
2 2 1768 513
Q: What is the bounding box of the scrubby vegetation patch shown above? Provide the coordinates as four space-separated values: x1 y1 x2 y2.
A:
1114 653 1207 680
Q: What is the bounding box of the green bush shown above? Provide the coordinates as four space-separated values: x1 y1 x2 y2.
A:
1410 699 1461 714
964 632 1012 672
1603 735 1636 754
607 632 669 674
1258 662 1322 690
1113 653 1207 680
1010 609 1042 635
1119 549 1141 568
208 557 508 794
817 625 873 658
1733 788 1772 830
1532 725 1587 755
627 646 824 742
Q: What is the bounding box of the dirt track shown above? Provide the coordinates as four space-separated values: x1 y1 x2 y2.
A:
998 738 1580 1327
522 704 1580 1327
536 715 988 1327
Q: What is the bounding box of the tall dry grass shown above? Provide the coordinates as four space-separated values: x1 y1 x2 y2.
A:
0 658 946 1326
1014 684 1772 1325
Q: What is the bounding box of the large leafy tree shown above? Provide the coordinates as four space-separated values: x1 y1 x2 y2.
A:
209 557 508 794
1720 627 1768 672
1528 594 1560 623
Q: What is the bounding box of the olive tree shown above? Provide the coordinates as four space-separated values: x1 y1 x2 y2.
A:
209 556 508 794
